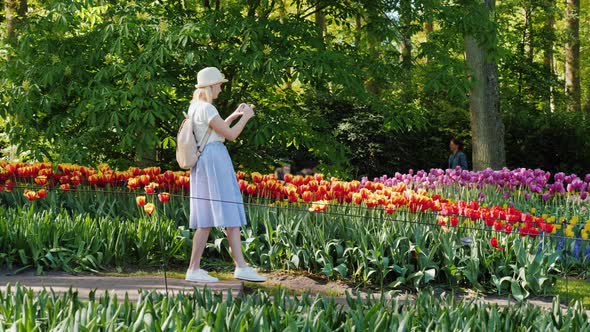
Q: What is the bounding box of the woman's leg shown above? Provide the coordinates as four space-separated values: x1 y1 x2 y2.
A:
226 227 247 268
188 227 211 271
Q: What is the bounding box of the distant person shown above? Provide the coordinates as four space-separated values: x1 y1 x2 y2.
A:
299 167 315 176
274 163 291 181
448 138 468 169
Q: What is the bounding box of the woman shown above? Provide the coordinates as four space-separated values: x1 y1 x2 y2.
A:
185 67 265 283
448 138 468 170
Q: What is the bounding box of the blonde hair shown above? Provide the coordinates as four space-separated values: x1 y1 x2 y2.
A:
192 86 213 103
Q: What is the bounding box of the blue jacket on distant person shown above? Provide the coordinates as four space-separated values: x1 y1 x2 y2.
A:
448 151 468 169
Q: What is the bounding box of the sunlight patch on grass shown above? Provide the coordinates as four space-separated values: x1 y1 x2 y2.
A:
552 277 590 308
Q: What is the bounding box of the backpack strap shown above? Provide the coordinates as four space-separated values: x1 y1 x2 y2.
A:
186 107 213 153
198 127 213 153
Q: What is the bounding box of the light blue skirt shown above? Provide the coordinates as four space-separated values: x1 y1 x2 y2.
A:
189 142 247 229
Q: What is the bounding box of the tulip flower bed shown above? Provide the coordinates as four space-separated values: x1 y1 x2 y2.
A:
1 162 590 299
1 285 589 331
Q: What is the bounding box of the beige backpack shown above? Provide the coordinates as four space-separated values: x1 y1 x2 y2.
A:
176 111 212 169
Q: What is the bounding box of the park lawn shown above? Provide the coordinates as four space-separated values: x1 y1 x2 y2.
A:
552 277 590 308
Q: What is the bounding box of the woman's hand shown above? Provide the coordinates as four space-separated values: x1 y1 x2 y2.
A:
226 104 247 123
242 104 255 119
211 103 255 141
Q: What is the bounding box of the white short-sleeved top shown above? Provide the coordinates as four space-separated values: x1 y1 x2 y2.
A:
188 101 225 145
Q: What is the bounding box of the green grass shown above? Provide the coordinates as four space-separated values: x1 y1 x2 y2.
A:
552 277 590 308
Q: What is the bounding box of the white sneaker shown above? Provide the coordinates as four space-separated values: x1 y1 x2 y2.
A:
185 269 219 283
234 266 266 282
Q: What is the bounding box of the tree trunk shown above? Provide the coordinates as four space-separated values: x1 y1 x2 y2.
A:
542 0 556 112
203 0 210 10
524 5 533 65
424 21 433 64
5 0 27 43
565 0 581 112
315 8 325 41
464 0 506 170
355 13 362 47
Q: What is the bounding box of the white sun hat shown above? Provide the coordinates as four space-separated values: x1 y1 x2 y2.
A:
195 67 228 88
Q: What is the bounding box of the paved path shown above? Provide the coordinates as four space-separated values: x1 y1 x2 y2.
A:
0 271 243 300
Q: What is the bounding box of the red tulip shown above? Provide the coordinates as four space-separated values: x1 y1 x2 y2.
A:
238 180 248 193
36 189 47 199
251 172 263 183
504 224 513 235
490 237 504 250
385 204 396 215
139 175 151 186
176 176 189 187
60 184 70 192
308 200 328 213
24 190 37 201
126 177 139 190
365 198 378 208
484 218 495 227
493 221 504 231
528 227 540 238
35 176 48 186
4 179 14 192
292 176 304 186
163 170 175 183
70 175 81 186
145 183 157 194
246 184 257 196
302 191 313 203
136 196 147 207
103 173 116 184
4 163 18 175
158 192 170 203
450 216 459 227
288 193 299 203
144 167 161 177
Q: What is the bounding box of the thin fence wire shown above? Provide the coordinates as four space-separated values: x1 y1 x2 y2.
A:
4 184 590 243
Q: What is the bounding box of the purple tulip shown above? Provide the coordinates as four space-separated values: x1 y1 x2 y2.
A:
478 192 486 201
555 172 565 182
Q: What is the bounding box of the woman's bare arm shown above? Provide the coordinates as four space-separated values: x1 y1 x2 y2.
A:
209 106 254 141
